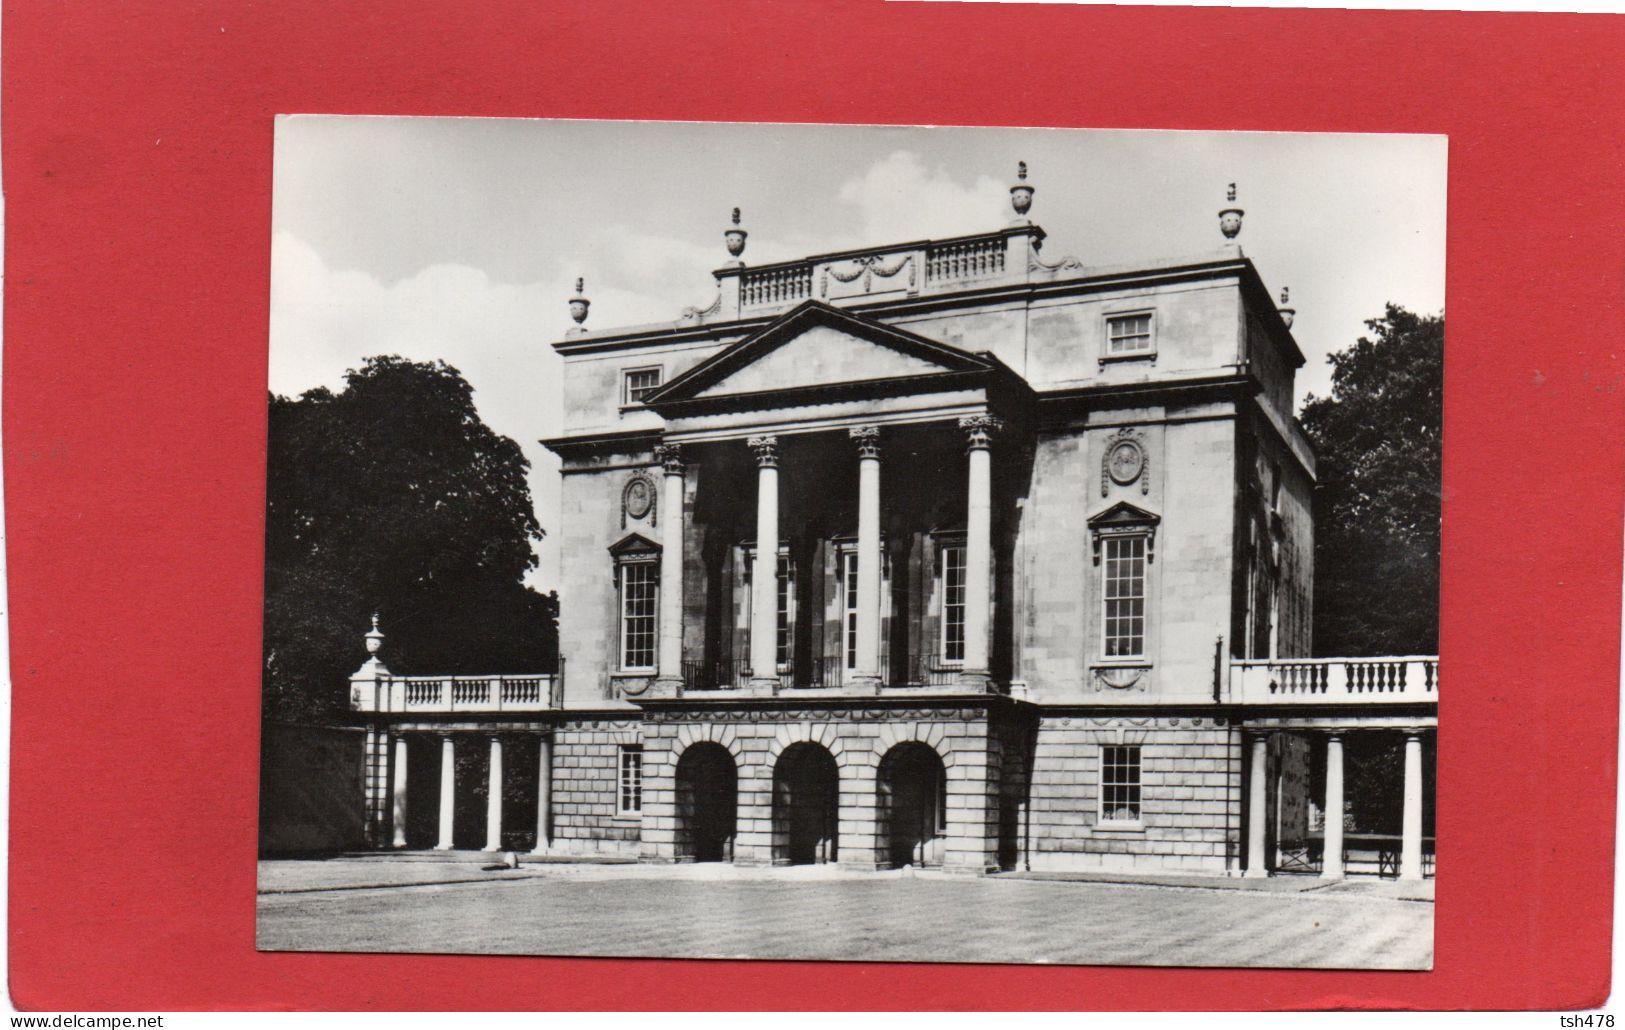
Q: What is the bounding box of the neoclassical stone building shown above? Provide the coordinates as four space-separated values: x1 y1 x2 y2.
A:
349 168 1438 878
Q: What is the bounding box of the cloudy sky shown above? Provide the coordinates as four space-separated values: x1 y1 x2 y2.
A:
269 118 1446 593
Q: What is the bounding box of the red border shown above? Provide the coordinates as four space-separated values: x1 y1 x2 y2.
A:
5 0 1622 1011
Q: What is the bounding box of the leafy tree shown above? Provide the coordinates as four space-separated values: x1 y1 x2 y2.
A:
263 356 558 723
1299 304 1443 657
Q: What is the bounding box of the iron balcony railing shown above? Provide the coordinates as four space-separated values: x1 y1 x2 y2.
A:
680 657 752 692
675 652 986 692
894 652 966 688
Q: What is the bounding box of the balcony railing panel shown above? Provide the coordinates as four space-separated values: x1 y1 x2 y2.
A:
926 238 1005 284
1231 657 1438 705
680 657 750 692
893 652 965 689
740 264 813 310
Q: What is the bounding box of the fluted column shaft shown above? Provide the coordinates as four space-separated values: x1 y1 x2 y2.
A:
436 735 456 850
851 427 882 688
749 436 780 691
1322 734 1345 880
655 445 686 692
959 416 1001 686
1400 732 1425 880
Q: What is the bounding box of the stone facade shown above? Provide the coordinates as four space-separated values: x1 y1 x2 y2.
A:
347 171 1437 880
549 718 643 857
1025 715 1241 873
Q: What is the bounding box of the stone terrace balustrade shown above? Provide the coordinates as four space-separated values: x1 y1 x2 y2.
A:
351 670 563 714
1230 657 1438 705
716 226 1049 321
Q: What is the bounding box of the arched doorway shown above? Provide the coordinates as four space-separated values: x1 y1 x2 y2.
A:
772 743 838 865
878 742 946 868
675 742 737 862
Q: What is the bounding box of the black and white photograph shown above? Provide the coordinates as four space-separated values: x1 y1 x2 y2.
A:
256 119 1445 969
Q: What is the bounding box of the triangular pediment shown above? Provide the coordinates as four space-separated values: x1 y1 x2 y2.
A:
647 301 995 407
696 323 946 397
1087 501 1160 527
607 532 661 557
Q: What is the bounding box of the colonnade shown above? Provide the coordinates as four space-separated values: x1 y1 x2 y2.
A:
653 415 1004 693
386 732 554 853
1244 729 1432 881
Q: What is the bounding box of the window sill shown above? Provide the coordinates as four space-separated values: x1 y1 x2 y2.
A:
1093 821 1146 834
1098 352 1156 365
614 670 656 678
612 814 642 824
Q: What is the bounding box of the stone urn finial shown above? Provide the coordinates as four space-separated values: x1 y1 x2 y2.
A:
365 613 384 656
1277 286 1296 329
568 277 590 326
1010 160 1035 218
1219 182 1244 240
725 207 748 261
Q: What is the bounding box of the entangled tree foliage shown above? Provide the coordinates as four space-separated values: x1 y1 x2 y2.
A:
263 355 559 723
1299 304 1444 657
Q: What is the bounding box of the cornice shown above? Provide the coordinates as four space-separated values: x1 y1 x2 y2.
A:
551 256 1254 357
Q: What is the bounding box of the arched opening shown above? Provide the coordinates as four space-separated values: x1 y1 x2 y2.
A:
772 742 839 865
878 742 947 868
675 742 738 862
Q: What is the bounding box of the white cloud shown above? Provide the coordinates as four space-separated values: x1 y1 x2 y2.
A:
836 151 1010 243
267 152 1018 593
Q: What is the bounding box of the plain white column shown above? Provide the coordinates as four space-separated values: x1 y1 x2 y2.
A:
530 733 554 855
959 415 1001 687
391 735 409 848
1400 732 1425 880
1321 734 1345 880
850 426 883 689
1244 734 1270 877
435 735 456 850
484 736 505 852
748 435 780 692
654 444 686 694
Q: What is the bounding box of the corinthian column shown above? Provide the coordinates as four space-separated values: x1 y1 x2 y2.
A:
654 443 686 695
850 426 883 691
748 435 781 693
958 415 1002 690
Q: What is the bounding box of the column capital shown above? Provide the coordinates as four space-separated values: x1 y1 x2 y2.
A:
849 425 881 459
959 414 1005 451
653 443 685 474
748 435 779 467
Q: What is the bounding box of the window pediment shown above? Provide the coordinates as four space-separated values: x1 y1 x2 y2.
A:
1088 501 1159 563
608 531 661 558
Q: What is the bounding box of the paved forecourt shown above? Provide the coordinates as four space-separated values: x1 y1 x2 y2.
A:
257 860 1432 969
